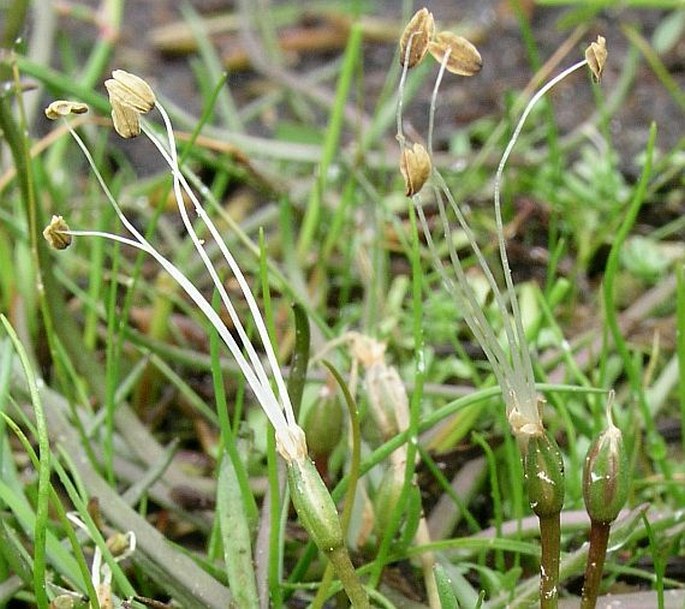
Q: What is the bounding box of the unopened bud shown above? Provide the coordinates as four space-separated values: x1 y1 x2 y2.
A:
524 431 565 517
42 215 72 250
365 361 409 441
50 594 88 609
583 397 629 524
428 31 482 77
373 463 421 539
400 142 432 197
373 463 408 540
44 100 88 120
585 35 607 83
399 8 435 69
303 384 344 461
106 531 131 557
287 455 344 554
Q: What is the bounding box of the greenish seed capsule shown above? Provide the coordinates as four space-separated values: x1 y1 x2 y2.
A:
525 431 565 517
365 361 409 441
287 455 344 554
373 466 404 539
583 422 629 524
302 387 344 461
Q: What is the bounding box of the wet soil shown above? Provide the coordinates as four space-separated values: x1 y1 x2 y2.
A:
87 0 685 162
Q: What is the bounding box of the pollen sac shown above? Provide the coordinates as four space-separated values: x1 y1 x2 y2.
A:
105 70 156 138
583 419 629 524
110 103 142 138
105 69 156 113
428 31 482 76
585 35 607 82
524 431 565 518
399 7 435 69
42 215 72 250
400 142 432 197
44 100 89 120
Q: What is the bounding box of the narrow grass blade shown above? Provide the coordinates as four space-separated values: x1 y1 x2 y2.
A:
297 22 363 257
217 455 260 609
434 564 460 609
1 316 51 609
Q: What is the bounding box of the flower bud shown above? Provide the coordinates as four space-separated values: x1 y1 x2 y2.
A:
303 384 344 461
400 142 432 197
399 8 435 69
585 35 607 83
365 361 409 441
287 455 344 554
50 594 87 609
583 406 629 524
106 531 133 557
42 215 72 250
428 31 482 77
524 431 565 517
373 464 403 539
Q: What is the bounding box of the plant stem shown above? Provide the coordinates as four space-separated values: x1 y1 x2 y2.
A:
580 521 611 609
327 546 370 609
539 514 561 609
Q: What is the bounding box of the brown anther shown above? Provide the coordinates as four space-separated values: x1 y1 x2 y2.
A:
428 31 482 76
42 215 72 250
400 142 432 197
399 8 435 69
44 100 89 120
585 35 607 83
105 70 156 138
110 103 142 138
104 70 156 113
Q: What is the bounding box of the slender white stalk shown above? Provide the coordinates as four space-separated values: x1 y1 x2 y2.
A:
63 227 291 438
62 120 304 458
420 46 526 394
65 125 148 249
433 196 514 381
415 200 511 396
396 33 415 145
395 39 593 437
427 50 449 156
423 48 531 410
143 107 297 428
493 59 588 421
140 121 274 406
432 171 522 375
